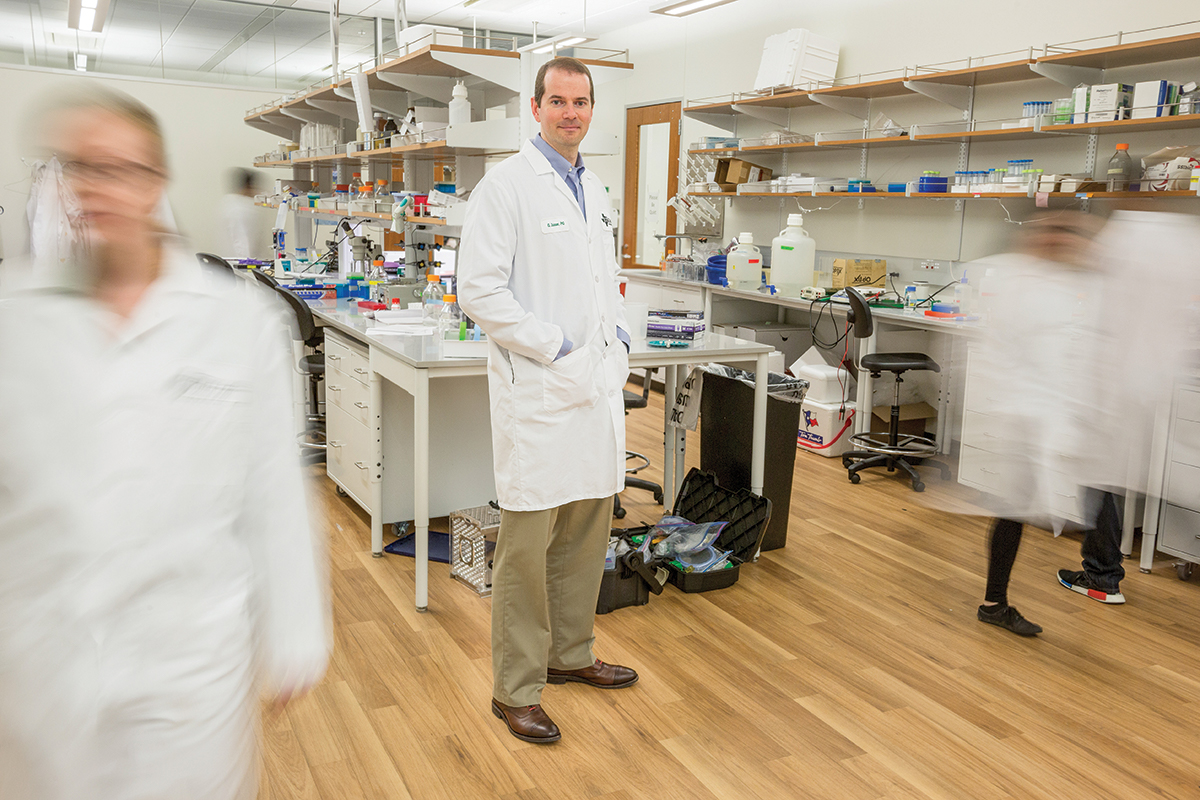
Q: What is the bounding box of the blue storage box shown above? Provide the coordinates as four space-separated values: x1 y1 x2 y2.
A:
887 182 907 193
918 177 948 193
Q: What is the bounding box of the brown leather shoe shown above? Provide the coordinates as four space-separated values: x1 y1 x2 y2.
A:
491 699 561 744
546 659 638 689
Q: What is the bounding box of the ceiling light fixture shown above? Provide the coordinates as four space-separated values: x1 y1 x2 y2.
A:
650 0 737 16
518 33 594 56
68 0 110 33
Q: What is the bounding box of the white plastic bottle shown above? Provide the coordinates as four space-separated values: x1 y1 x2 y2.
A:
725 232 763 291
770 214 816 297
421 273 444 325
449 81 471 127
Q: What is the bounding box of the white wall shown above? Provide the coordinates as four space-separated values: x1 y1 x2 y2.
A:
585 0 1200 278
0 64 284 263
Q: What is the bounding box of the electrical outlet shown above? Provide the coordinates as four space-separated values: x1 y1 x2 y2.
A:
921 260 940 270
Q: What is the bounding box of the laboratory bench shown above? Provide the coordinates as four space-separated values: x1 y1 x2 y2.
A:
307 298 772 611
621 270 980 453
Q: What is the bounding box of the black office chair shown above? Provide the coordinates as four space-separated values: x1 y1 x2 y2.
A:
250 268 280 289
196 252 236 271
614 369 666 519
272 285 326 463
840 287 948 492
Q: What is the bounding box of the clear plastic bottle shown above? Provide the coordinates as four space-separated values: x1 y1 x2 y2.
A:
1106 143 1134 192
421 273 444 325
438 294 463 340
725 232 763 291
771 214 816 297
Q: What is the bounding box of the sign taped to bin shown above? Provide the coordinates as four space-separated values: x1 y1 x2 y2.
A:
668 367 703 431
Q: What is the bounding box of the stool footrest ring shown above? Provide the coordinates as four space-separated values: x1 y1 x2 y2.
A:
848 432 938 458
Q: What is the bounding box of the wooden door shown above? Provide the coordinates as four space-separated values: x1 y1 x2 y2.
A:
622 102 681 270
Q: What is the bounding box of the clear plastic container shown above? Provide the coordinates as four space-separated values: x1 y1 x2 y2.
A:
1106 143 1134 192
438 293 463 339
421 273 444 325
771 214 816 298
726 233 763 292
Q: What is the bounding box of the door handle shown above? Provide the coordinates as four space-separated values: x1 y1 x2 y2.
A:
354 401 368 409
328 385 342 392
622 254 632 259
354 461 368 470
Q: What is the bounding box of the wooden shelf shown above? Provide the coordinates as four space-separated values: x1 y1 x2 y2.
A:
254 159 294 168
811 76 910 100
690 190 1199 200
1042 113 1200 136
911 127 1047 143
906 59 1038 87
1038 31 1200 70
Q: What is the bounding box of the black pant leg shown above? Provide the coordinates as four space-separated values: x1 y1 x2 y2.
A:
1081 489 1126 592
985 518 1024 605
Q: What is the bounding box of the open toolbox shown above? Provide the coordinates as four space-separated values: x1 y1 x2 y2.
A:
595 545 668 614
663 468 772 593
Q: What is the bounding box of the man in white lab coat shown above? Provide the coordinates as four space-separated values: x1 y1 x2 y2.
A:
0 90 328 799
458 57 636 744
217 168 262 261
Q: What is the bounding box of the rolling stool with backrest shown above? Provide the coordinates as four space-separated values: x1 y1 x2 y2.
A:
271 285 327 464
614 369 665 519
840 287 948 492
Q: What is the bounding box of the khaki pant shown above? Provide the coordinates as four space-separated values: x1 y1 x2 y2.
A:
491 496 612 706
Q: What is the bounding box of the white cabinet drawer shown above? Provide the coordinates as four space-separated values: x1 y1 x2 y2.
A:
325 329 370 385
1159 503 1200 560
1166 461 1200 510
326 403 373 512
660 285 703 312
1170 418 1200 468
961 411 1006 454
1176 389 1200 424
1046 474 1083 523
326 371 371 426
958 444 1016 495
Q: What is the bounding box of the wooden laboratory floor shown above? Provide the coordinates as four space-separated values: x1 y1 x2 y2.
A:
259 382 1200 800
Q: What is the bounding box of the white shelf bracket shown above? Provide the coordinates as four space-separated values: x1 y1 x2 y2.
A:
1030 61 1104 88
311 92 361 121
377 71 454 104
731 103 790 128
280 106 340 126
809 94 870 120
683 110 738 133
431 50 522 93
903 80 972 111
246 116 298 139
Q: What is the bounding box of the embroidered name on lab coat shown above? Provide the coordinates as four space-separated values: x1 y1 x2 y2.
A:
541 218 570 234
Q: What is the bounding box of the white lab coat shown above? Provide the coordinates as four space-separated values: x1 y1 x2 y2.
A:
0 243 329 800
217 193 260 261
967 210 1200 526
458 140 629 512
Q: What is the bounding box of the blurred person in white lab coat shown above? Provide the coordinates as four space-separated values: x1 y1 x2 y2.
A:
969 209 1200 636
218 167 263 261
458 57 635 745
0 88 329 800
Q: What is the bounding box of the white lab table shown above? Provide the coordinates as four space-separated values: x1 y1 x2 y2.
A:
311 299 772 611
622 271 980 451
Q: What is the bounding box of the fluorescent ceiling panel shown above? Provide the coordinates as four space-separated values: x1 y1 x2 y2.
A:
650 0 738 16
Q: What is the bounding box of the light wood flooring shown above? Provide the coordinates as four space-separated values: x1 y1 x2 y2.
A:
260 383 1200 800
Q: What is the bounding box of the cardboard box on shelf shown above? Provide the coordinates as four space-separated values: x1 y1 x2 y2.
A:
831 258 887 289
714 158 774 191
1086 83 1133 123
870 401 938 438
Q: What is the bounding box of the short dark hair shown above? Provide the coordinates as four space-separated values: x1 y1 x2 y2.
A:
231 168 259 193
534 57 594 107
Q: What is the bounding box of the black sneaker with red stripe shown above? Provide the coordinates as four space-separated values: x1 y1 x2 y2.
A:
1057 569 1125 604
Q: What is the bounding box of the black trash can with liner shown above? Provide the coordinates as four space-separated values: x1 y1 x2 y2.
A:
698 366 806 551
